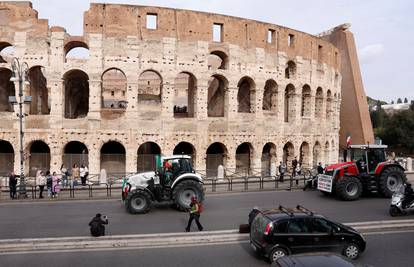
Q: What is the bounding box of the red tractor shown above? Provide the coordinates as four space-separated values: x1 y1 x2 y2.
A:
317 145 406 201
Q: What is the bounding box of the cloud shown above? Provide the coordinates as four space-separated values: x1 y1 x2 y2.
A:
358 44 384 64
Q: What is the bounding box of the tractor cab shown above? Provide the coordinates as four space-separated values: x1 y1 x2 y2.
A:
348 145 387 174
157 155 194 186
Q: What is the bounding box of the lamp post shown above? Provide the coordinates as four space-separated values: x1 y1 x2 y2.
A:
8 57 31 198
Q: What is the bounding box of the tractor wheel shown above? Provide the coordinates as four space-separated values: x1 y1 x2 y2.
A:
172 180 204 211
125 190 152 214
335 176 362 201
378 166 406 198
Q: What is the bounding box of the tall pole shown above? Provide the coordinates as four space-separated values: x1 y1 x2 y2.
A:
18 75 26 197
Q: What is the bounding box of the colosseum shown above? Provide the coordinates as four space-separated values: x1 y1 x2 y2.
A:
0 2 373 179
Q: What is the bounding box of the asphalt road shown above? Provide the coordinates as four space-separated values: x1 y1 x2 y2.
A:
0 190 403 239
1 232 413 267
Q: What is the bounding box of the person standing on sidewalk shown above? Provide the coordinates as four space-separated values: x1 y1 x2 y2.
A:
51 171 60 198
8 171 18 199
36 170 46 199
292 157 298 177
80 164 87 186
72 163 80 186
185 197 203 232
278 161 286 182
60 164 68 188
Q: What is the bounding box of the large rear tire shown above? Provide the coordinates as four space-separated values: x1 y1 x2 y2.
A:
335 176 362 201
379 166 406 198
125 190 152 214
172 180 204 211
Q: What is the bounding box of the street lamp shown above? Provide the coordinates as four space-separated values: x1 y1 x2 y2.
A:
8 57 31 198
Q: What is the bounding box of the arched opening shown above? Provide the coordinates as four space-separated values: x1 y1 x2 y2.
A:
173 142 196 166
137 142 161 173
262 79 278 113
64 41 89 60
102 68 127 110
284 84 296 122
324 141 330 165
237 76 255 113
174 72 197 118
299 142 310 169
206 142 227 177
207 74 227 117
28 140 50 177
315 87 323 120
301 85 311 117
261 143 276 176
0 140 14 176
207 50 228 70
28 66 49 115
326 90 333 122
0 68 15 112
0 43 14 63
236 142 253 174
63 141 89 170
138 70 162 102
100 141 126 175
285 60 296 79
63 69 89 119
313 141 322 167
283 142 295 170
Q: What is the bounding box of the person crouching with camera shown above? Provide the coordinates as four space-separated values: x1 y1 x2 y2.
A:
89 213 108 237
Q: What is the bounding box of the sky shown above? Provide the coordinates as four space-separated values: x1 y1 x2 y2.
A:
20 0 414 102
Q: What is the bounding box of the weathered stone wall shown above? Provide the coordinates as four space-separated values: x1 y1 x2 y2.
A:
0 2 341 177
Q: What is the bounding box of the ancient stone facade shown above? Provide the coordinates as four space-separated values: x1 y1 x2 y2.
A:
0 2 342 178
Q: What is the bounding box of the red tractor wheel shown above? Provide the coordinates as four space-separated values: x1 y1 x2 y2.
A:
335 176 362 201
378 166 406 198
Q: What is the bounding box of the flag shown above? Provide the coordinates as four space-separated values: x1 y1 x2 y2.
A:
346 135 352 147
122 178 128 193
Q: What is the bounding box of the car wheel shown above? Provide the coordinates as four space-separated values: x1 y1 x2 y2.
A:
270 247 287 263
343 243 360 260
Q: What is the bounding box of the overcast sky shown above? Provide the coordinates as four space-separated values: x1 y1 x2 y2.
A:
25 0 414 102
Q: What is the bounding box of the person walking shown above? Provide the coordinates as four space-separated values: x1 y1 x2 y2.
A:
278 161 286 182
89 213 109 237
60 164 68 188
185 196 203 232
292 157 298 176
8 171 18 199
51 171 60 198
36 170 46 199
294 163 302 186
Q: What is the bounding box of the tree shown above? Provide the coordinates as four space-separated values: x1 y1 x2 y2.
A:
397 98 402 104
380 109 414 154
404 98 408 103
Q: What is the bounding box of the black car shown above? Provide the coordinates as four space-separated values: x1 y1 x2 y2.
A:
272 253 358 267
249 205 366 263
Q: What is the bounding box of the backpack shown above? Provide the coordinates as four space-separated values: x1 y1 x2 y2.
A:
197 203 204 213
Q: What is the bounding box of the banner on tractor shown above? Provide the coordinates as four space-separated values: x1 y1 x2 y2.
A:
317 174 333 192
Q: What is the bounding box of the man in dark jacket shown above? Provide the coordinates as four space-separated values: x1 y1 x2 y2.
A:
317 162 324 174
89 213 108 237
9 172 18 199
292 157 298 176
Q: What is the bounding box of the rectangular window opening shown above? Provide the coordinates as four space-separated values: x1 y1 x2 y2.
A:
318 45 323 61
288 34 295 47
146 13 157 30
213 23 223 42
267 29 274 44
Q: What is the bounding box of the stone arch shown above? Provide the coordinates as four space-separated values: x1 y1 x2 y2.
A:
63 69 89 119
173 141 196 165
207 74 228 117
64 41 89 60
262 79 278 113
28 66 49 115
324 141 330 164
236 142 254 174
100 141 126 175
174 72 197 118
208 50 228 70
28 140 51 177
0 42 14 63
206 142 228 177
261 142 276 176
237 76 255 113
299 142 310 169
0 140 14 176
63 141 89 170
315 87 323 120
282 142 295 169
101 68 127 110
301 84 311 117
285 60 296 79
313 141 322 167
0 68 15 112
138 70 162 102
137 142 161 173
284 84 296 122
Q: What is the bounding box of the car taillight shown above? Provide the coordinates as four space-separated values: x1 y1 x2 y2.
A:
264 223 273 235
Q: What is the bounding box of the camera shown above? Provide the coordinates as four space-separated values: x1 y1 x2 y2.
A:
102 215 108 220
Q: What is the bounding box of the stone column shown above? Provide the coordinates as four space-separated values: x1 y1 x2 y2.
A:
88 78 102 123
125 147 136 174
